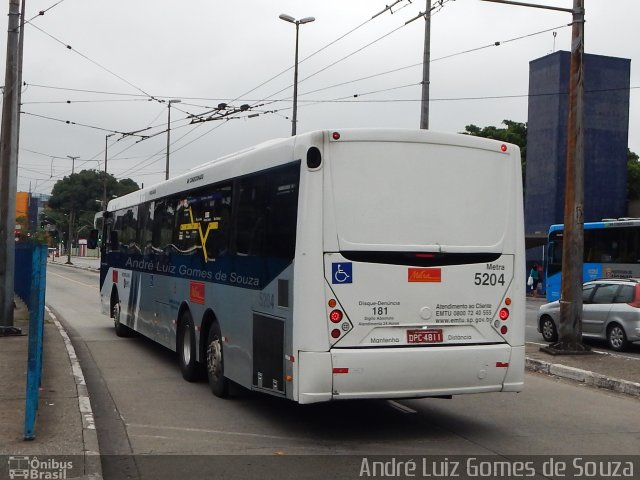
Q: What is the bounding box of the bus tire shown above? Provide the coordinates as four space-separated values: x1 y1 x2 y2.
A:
178 311 201 382
540 315 557 342
607 323 629 352
206 322 229 398
111 291 130 337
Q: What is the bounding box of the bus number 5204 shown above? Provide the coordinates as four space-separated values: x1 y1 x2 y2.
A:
474 273 505 286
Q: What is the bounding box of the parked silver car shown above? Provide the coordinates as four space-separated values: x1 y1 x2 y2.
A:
537 278 640 352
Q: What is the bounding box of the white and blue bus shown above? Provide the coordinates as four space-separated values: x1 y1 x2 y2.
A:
97 129 525 403
545 219 640 302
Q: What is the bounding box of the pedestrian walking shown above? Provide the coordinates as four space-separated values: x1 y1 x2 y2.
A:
529 264 540 297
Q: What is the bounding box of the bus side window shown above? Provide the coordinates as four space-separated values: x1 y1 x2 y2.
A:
109 230 119 252
174 199 198 255
234 177 267 256
151 199 176 255
232 164 300 259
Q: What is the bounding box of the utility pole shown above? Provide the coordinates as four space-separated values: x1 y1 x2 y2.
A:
481 0 588 354
0 0 22 334
553 0 587 354
420 0 432 129
65 156 78 265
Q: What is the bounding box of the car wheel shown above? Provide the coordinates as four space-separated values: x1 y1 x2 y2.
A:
178 311 201 382
206 322 229 398
540 315 558 342
607 323 629 352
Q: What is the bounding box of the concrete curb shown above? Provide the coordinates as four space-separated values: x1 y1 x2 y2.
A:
525 356 640 398
49 260 99 273
47 306 103 480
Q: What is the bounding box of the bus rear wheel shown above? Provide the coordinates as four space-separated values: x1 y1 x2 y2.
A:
111 293 130 337
206 323 229 398
178 311 201 382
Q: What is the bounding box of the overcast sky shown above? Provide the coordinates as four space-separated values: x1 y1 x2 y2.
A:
1 0 637 196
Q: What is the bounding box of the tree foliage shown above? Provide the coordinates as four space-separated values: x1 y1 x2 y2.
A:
463 120 527 176
47 170 139 242
463 120 639 201
48 169 139 214
627 149 640 200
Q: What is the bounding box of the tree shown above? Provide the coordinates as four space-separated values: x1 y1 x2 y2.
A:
463 121 640 202
47 170 139 262
626 149 640 200
48 169 138 214
463 120 528 184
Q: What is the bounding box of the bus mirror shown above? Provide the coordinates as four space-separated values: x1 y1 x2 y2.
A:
87 229 99 249
109 231 119 251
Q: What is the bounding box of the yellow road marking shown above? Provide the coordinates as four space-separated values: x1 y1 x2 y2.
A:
48 271 99 289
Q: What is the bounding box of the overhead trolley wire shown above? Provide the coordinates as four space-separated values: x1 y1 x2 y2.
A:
27 22 165 104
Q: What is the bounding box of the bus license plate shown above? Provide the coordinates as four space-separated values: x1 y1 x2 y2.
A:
407 329 443 344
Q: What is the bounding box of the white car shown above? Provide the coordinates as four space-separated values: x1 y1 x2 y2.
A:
537 278 640 352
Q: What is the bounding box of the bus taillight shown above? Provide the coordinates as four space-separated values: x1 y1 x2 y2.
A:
329 310 343 323
500 325 508 335
499 308 509 320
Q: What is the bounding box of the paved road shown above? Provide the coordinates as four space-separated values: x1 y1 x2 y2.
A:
46 264 640 479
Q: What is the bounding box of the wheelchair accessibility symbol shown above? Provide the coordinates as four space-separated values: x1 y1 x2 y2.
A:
332 263 352 284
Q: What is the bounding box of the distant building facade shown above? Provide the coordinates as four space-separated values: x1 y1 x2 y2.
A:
15 192 50 237
524 51 631 238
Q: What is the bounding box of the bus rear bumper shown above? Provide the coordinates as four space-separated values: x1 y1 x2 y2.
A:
297 344 524 404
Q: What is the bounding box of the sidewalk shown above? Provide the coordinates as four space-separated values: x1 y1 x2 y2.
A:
526 344 640 396
0 299 101 479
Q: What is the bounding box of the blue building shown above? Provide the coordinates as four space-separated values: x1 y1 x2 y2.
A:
524 51 631 240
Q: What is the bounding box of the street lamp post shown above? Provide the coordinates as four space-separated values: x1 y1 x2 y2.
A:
279 13 315 136
165 99 181 180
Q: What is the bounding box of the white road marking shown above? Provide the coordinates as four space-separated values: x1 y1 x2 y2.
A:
126 423 306 442
387 400 417 414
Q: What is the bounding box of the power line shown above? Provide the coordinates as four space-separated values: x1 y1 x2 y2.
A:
21 111 152 137
27 23 164 104
24 20 570 107
21 98 153 105
26 0 67 23
221 0 412 112
295 23 572 100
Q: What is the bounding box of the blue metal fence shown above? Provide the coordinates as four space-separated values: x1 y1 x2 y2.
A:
15 243 48 440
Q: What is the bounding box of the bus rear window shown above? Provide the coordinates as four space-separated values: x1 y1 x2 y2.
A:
328 142 514 251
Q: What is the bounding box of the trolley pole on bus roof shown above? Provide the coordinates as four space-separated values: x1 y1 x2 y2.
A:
165 99 181 180
481 0 589 354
